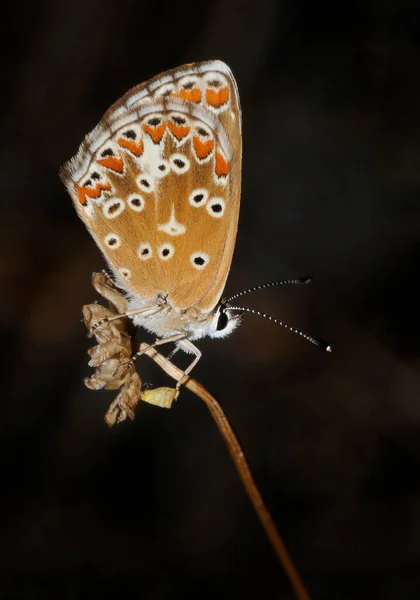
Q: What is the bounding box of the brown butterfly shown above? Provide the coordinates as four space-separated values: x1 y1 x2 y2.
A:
61 60 330 388
61 60 244 385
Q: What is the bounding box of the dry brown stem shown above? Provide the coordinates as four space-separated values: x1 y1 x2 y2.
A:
82 272 312 600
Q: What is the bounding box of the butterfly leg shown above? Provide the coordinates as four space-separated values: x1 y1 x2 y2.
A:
91 305 162 332
131 336 201 388
175 339 202 389
131 333 188 366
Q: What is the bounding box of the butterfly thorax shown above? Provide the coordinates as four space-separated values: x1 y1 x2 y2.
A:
126 292 239 341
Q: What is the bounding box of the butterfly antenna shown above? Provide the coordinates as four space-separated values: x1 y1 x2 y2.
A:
228 305 332 352
225 276 312 304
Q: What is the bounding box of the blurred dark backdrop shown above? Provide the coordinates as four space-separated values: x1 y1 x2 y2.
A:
2 1 420 598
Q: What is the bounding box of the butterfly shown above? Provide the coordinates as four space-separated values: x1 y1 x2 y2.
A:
61 60 330 391
60 60 244 386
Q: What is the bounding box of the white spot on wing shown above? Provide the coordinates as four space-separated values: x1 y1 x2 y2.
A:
158 205 186 236
206 197 225 218
103 198 125 219
190 252 210 270
119 267 131 279
158 243 175 261
138 242 152 260
136 173 155 192
170 153 190 174
153 159 170 178
189 189 208 207
128 193 145 212
104 233 121 248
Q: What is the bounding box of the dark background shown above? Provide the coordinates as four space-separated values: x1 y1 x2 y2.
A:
2 1 420 598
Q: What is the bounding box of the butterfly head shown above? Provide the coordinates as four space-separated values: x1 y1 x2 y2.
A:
205 302 241 339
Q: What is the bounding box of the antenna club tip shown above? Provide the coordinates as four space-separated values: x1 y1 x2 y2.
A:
316 340 332 352
301 276 312 284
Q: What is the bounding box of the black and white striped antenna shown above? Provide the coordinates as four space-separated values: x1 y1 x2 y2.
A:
224 276 331 351
224 276 312 304
228 305 331 352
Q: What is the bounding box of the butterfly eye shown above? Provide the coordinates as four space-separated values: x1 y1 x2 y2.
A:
216 310 229 332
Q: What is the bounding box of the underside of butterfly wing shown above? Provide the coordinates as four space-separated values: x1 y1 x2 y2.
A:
61 60 242 314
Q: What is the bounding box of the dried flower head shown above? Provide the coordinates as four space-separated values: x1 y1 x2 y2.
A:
82 272 143 426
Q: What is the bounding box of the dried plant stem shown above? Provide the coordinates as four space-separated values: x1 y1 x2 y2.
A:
140 342 312 600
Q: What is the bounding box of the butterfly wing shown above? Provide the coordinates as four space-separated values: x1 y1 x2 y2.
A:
61 60 241 313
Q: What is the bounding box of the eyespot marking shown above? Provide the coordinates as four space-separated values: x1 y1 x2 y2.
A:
170 153 190 174
104 233 121 248
117 124 144 156
142 114 166 144
97 144 124 173
154 160 170 178
137 174 155 192
168 113 191 145
128 193 145 212
119 268 131 279
189 188 208 207
214 151 229 184
190 252 210 270
174 76 202 103
192 123 214 162
138 242 153 260
207 197 225 218
123 129 136 140
77 180 111 206
158 243 175 261
103 198 125 219
204 73 230 111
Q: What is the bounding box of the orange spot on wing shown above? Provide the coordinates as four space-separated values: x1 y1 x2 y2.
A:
143 122 166 144
206 86 229 108
77 182 111 205
193 137 215 161
168 121 190 141
173 88 202 103
215 151 229 178
97 156 124 173
117 137 144 156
